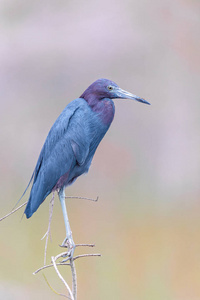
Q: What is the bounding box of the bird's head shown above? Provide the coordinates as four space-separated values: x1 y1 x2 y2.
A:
80 78 150 105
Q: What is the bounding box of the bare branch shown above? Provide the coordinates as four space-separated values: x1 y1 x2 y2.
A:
33 252 101 275
70 259 77 300
73 253 101 261
0 189 101 300
51 256 74 300
0 201 27 222
59 243 95 250
0 195 98 222
42 193 55 265
65 196 99 202
75 243 95 248
33 262 70 275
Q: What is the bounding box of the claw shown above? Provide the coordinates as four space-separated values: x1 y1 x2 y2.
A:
60 236 76 262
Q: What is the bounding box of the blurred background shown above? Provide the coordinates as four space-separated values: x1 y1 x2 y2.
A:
0 0 200 299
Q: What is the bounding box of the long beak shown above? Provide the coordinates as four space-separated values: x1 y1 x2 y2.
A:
116 88 151 105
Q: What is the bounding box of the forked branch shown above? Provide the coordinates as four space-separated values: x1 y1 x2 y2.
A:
0 195 100 300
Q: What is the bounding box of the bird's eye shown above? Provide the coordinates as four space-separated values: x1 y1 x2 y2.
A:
107 85 113 91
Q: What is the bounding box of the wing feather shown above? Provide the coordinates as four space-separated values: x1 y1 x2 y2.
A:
25 98 90 217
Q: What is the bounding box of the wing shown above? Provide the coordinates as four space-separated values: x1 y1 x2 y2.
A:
25 98 91 218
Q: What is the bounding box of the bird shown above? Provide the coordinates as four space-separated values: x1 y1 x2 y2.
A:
22 78 150 253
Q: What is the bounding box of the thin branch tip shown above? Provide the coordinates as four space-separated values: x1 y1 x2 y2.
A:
76 243 95 248
65 195 99 202
0 201 27 222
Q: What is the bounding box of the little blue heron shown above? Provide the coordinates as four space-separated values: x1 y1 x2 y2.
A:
23 78 150 252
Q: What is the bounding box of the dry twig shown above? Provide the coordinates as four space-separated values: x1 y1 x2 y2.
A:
0 195 98 222
65 196 99 202
52 255 74 300
33 252 101 275
41 193 55 265
0 201 27 222
0 194 101 300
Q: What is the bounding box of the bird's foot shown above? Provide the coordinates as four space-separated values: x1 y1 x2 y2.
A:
60 236 75 262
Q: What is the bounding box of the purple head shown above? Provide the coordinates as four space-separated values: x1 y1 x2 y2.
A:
80 78 150 105
80 78 118 102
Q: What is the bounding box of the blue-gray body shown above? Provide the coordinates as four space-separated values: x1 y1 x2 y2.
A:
25 97 114 218
24 78 150 218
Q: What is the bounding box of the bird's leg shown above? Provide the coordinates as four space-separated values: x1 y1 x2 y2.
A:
58 187 75 258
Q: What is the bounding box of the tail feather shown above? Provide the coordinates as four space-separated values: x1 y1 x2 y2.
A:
24 173 51 218
24 197 34 218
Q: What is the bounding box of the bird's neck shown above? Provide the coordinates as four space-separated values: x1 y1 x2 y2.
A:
83 95 115 126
